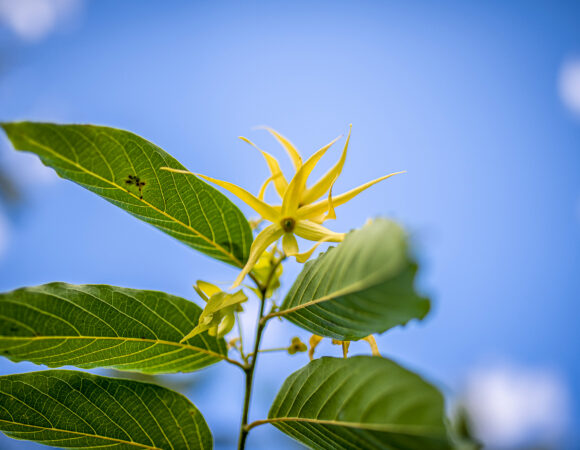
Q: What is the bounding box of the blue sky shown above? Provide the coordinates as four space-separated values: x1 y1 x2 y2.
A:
0 1 579 448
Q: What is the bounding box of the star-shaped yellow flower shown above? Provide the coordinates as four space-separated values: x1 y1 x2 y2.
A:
163 126 403 287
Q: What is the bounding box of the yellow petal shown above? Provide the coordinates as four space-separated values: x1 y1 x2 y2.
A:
290 236 334 263
216 313 236 338
196 173 279 222
322 176 336 221
309 335 324 360
215 290 248 311
258 126 302 170
297 171 406 220
294 220 345 243
232 224 284 287
240 136 288 198
193 285 210 303
341 341 350 358
257 175 275 201
301 124 351 205
196 280 221 298
282 233 299 256
180 324 204 342
363 335 381 357
307 214 327 224
281 137 340 217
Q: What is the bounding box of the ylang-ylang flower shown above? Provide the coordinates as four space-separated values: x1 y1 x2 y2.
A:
163 126 403 287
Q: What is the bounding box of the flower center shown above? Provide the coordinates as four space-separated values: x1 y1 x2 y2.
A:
281 217 295 232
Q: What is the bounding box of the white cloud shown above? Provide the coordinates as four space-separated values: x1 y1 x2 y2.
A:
0 0 82 42
559 58 580 118
463 363 570 448
1 138 58 187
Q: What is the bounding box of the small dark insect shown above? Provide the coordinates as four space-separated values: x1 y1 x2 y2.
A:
125 175 146 199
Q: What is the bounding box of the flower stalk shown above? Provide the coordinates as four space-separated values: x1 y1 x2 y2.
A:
237 255 285 450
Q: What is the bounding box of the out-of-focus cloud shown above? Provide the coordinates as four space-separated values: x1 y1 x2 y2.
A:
463 362 570 448
1 144 58 187
0 0 82 42
559 57 580 118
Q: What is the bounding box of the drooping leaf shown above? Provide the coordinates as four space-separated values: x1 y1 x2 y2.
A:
267 356 452 449
1 122 252 266
0 283 228 373
276 219 430 340
0 370 212 449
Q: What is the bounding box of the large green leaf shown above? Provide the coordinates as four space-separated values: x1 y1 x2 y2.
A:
1 122 252 266
276 219 430 340
0 283 228 373
0 370 212 449
267 356 452 449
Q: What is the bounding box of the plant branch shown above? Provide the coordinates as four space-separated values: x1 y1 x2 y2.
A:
237 257 284 450
244 418 272 432
224 355 246 370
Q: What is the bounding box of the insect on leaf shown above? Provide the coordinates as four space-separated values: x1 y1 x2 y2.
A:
1 121 253 266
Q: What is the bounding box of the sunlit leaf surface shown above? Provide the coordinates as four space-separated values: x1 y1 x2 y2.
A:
0 283 227 374
1 122 252 266
0 370 212 449
268 356 452 449
278 219 430 340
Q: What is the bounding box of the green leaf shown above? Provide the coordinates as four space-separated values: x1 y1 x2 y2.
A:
267 356 452 450
1 121 252 266
0 370 212 449
0 283 229 373
276 219 430 340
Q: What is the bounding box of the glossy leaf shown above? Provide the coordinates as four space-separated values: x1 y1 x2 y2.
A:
0 370 212 449
267 356 452 449
276 219 430 340
0 283 228 373
1 122 252 266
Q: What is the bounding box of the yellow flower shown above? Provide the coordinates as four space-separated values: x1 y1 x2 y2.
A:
162 126 403 287
250 247 283 298
180 280 247 342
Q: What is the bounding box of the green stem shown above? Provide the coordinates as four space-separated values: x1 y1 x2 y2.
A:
237 295 267 450
237 257 284 450
255 347 288 354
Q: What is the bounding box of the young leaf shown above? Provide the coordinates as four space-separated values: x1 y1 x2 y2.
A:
0 283 229 373
267 356 452 449
0 370 212 449
275 219 430 340
1 122 252 266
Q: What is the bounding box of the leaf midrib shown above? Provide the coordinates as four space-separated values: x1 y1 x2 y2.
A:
261 417 445 436
275 269 388 318
0 418 161 449
18 133 243 267
0 335 225 361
